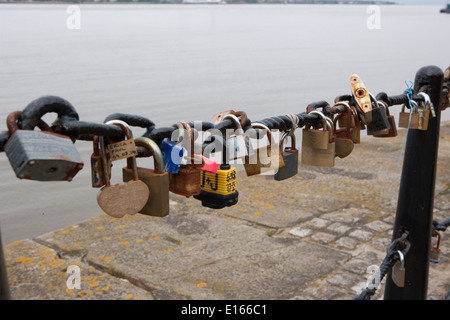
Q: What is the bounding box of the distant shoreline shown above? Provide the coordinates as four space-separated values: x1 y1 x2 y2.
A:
0 1 400 5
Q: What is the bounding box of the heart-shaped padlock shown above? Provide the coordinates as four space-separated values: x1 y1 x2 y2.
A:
96 120 149 218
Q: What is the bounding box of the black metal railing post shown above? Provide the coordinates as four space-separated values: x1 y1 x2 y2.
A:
383 65 444 300
0 227 11 300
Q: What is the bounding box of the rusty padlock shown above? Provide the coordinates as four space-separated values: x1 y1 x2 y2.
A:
168 121 204 197
4 110 84 181
91 136 104 188
333 104 354 159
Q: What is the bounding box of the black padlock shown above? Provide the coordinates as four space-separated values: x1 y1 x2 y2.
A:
194 135 239 209
366 96 390 136
274 132 298 181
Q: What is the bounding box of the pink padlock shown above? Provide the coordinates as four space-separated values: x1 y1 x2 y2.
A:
197 155 219 173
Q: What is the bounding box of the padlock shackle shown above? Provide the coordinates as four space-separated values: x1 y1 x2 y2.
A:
105 120 140 181
251 122 278 150
280 114 299 151
135 137 165 174
7 110 56 135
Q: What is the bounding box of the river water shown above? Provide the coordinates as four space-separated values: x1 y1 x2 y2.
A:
0 3 448 244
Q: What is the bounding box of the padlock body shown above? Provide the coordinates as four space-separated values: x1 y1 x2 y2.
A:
392 261 405 288
91 154 106 188
159 139 184 174
274 148 298 181
335 137 354 159
169 165 201 197
418 109 430 131
194 165 238 209
302 129 330 150
244 145 285 176
227 135 247 160
301 142 335 167
5 130 83 181
123 167 169 217
97 179 150 218
367 107 390 136
399 110 420 129
374 115 398 138
429 247 441 264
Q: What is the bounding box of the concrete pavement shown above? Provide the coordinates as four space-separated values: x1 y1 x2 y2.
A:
2 122 450 300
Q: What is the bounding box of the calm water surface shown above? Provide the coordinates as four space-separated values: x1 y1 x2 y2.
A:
0 4 448 243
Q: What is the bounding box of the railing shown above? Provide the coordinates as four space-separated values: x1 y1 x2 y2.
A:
1 64 449 300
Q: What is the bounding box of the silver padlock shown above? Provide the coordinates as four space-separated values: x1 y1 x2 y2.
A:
4 111 84 181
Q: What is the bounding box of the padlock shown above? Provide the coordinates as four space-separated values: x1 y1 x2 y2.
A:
244 123 285 176
373 101 398 138
122 136 169 218
4 110 84 181
194 136 239 209
301 111 336 167
194 164 239 209
366 96 391 136
418 92 436 118
96 121 149 218
392 251 406 288
222 114 248 161
429 231 441 264
159 138 185 174
333 104 355 159
274 114 299 181
338 104 361 144
399 100 430 130
168 121 204 197
91 135 107 188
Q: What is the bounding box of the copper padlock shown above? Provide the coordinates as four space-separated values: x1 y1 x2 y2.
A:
96 121 149 218
333 104 354 159
169 121 204 197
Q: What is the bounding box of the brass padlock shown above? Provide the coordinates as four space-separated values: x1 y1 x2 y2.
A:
123 137 169 217
399 100 430 131
244 123 285 176
274 114 299 181
301 111 335 167
169 121 204 197
96 121 149 218
333 105 354 159
373 100 398 138
4 110 84 181
338 104 361 144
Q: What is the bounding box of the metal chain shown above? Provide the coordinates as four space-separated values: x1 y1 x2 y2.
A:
354 231 410 300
